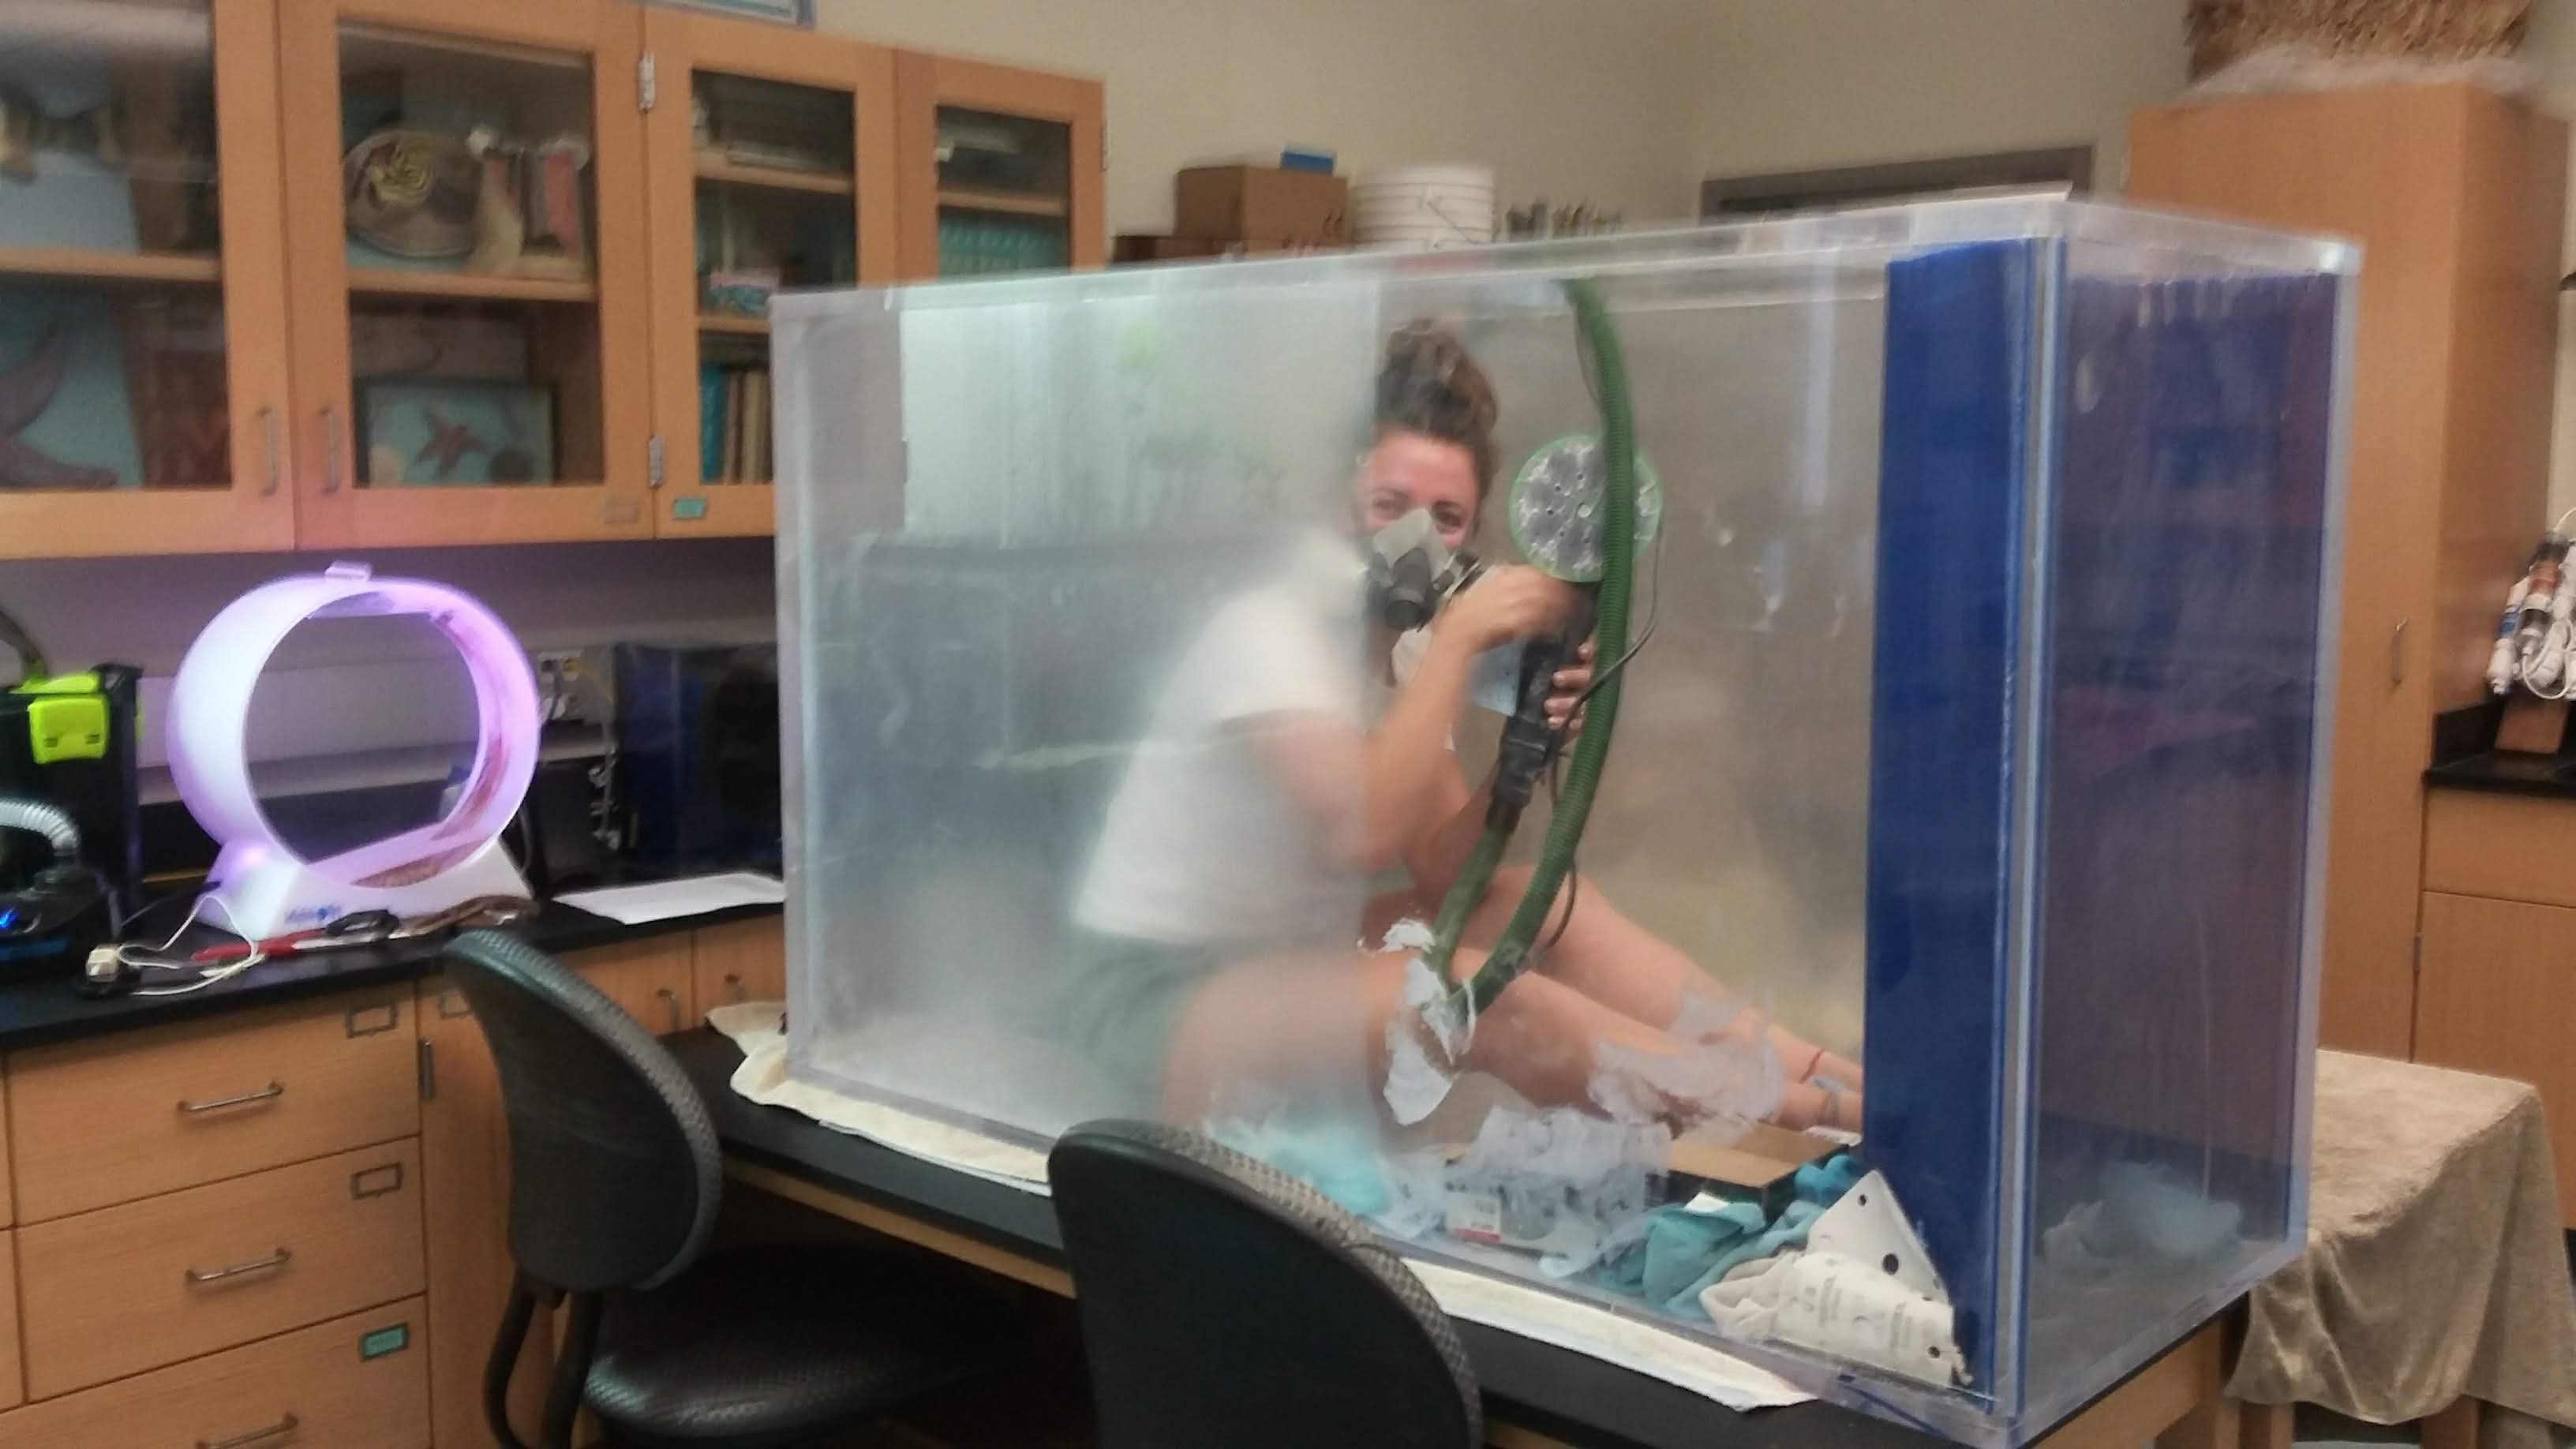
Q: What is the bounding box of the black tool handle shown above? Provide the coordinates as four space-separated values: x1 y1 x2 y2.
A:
1488 594 1597 828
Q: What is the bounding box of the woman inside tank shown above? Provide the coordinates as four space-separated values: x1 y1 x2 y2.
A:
1068 322 1862 1137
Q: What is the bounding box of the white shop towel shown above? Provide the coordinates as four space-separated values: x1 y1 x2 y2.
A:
706 1003 1813 1413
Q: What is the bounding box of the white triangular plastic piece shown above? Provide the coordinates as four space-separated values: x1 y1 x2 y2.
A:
1802 1169 1943 1297
1765 1170 1968 1389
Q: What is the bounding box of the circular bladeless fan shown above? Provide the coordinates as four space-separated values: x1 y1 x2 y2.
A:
167 563 540 938
1507 432 1663 583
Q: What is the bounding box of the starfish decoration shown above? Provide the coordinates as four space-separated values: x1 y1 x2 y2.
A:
0 329 114 490
414 408 492 479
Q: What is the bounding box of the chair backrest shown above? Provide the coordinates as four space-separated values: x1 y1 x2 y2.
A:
1048 1119 1481 1449
444 930 721 1294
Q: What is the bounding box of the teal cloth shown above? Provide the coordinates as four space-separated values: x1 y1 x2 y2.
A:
1597 1151 1866 1316
1210 1116 1394 1219
1794 1153 1866 1206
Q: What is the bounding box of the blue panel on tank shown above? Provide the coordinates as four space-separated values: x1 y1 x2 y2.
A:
1863 238 2038 1391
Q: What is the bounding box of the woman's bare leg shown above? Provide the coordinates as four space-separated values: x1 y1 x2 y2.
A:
1445 864 1863 1129
1156 943 1769 1132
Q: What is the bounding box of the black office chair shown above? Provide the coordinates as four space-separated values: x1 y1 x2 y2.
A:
444 930 1016 1449
1048 1118 1483 1448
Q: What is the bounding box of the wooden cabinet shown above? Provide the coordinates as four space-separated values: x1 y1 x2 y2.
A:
694 915 787 1011
0 983 429 1438
277 0 657 550
2416 889 2576 1226
894 51 1104 279
2129 84 2569 1059
642 12 899 537
8 988 414 1222
418 974 549 1448
0 1299 431 1449
2 4 1102 558
0 0 298 560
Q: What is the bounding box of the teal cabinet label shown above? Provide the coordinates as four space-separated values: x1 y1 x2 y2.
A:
673 497 709 521
359 1324 411 1360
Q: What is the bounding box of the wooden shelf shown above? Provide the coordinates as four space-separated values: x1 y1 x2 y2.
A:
695 157 854 196
0 249 220 286
938 188 1069 219
698 313 769 335
346 268 597 304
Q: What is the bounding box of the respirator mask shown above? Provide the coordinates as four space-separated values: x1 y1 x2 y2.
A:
1364 508 1481 631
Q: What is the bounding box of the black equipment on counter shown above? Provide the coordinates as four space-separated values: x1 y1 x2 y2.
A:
612 642 780 874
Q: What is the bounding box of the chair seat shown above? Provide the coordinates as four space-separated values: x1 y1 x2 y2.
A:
586 1243 1015 1447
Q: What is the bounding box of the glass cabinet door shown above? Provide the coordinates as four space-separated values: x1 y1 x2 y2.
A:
895 54 1101 280
279 0 651 549
642 12 895 536
0 0 294 559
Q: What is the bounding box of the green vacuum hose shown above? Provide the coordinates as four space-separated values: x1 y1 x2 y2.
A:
1425 276 1640 1026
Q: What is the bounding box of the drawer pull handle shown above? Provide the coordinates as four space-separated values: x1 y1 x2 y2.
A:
655 986 683 1034
321 405 343 494
178 1082 284 1115
199 1413 298 1449
185 1248 292 1287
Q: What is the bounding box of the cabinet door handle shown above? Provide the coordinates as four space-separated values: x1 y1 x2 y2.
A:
199 1414 298 1449
724 972 747 1004
2391 616 2408 688
655 986 682 1034
322 406 344 493
258 406 280 496
178 1081 284 1115
184 1247 292 1286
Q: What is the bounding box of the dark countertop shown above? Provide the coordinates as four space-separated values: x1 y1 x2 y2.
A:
675 1026 1953 1449
2425 750 2576 802
0 900 782 1052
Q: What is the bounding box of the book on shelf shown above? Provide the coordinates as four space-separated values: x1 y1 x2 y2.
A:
699 361 774 485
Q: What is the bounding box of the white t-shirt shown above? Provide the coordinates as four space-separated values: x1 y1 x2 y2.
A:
1076 532 1383 951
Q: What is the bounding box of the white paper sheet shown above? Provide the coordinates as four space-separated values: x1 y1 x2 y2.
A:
559 871 786 926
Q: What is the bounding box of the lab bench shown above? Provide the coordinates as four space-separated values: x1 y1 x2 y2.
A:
676 1028 2237 1449
0 899 783 1447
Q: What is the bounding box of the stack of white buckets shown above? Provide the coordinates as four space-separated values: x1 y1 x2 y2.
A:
1352 166 1497 249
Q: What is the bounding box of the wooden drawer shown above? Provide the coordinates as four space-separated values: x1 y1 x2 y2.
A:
2421 788 2576 909
0 1230 20 1411
9 987 417 1222
574 936 696 1037
0 1297 430 1447
694 916 786 1013
18 1140 425 1398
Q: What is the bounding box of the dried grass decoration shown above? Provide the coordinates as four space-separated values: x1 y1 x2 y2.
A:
2188 0 2530 78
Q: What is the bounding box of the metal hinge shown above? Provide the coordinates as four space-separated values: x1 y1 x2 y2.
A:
417 1039 436 1103
647 434 665 489
1099 122 1108 174
638 53 658 112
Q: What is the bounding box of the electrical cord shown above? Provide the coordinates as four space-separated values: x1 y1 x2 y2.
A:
118 893 266 996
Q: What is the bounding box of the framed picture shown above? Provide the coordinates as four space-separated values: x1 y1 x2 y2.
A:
355 378 556 487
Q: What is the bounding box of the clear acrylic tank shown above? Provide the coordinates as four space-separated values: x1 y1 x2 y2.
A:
772 199 2355 1446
